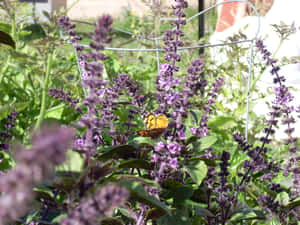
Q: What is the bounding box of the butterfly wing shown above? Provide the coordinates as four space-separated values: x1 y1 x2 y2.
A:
144 113 156 130
155 114 168 129
136 128 166 138
136 130 150 137
137 113 168 138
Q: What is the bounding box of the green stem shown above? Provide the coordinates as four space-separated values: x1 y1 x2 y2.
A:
11 1 17 43
273 39 284 58
34 51 54 130
0 55 11 84
26 69 36 93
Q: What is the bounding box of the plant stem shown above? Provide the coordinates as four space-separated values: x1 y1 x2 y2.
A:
34 51 54 130
0 55 11 84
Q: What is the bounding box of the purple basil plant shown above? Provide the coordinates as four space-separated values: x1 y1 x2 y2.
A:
51 1 300 225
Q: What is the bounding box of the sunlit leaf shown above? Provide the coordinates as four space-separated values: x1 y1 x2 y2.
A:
97 145 138 161
118 180 171 216
118 159 151 169
184 160 207 186
0 102 30 121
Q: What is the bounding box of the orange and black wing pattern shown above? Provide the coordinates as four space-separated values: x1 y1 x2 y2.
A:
136 113 168 138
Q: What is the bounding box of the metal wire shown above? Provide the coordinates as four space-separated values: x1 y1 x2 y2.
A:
61 0 261 139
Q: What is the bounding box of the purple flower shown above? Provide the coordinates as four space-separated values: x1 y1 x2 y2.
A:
155 141 165 152
167 142 181 154
190 127 198 135
0 109 17 152
169 157 178 170
151 153 160 163
177 129 186 139
256 39 299 198
49 88 82 113
62 184 129 225
73 138 85 149
0 124 74 225
58 16 82 50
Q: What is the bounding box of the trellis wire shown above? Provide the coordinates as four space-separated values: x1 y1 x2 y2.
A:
61 0 261 140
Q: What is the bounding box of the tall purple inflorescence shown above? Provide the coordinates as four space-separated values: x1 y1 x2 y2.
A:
58 15 144 155
229 39 299 223
58 16 83 51
61 184 129 225
0 124 75 225
0 109 17 152
256 39 299 199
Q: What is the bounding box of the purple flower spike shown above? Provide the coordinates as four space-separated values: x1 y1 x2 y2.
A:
0 124 74 225
62 184 129 225
0 110 18 152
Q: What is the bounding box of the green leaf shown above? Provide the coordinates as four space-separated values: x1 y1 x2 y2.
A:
0 102 30 121
110 174 159 187
145 208 167 221
0 30 15 49
101 217 124 225
275 191 289 206
195 206 215 217
184 160 207 186
0 151 14 170
56 150 84 172
172 186 194 205
156 209 191 225
97 145 138 161
118 208 135 220
34 186 54 200
51 214 67 223
45 104 64 120
0 23 11 33
230 202 265 222
118 180 171 216
185 200 214 217
53 171 81 192
199 135 217 151
20 23 46 43
208 116 237 130
187 157 217 167
118 159 151 169
287 197 300 209
185 136 198 145
24 210 39 223
189 110 199 123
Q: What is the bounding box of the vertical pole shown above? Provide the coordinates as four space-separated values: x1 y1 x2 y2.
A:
198 0 204 54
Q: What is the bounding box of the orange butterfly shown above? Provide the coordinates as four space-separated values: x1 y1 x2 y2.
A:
136 113 168 138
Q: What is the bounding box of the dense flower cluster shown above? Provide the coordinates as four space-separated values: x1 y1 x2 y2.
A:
156 0 188 116
150 141 181 183
0 109 17 152
58 16 83 51
0 124 74 225
58 15 144 155
62 184 129 225
49 88 82 113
